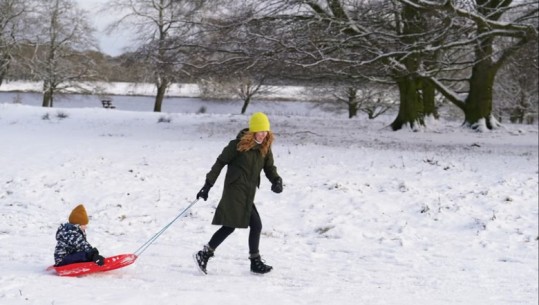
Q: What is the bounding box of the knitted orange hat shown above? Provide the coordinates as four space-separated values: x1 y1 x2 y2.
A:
69 204 89 225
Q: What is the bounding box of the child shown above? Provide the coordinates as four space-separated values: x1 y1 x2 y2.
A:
53 204 105 267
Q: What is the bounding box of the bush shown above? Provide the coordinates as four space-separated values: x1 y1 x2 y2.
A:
12 94 22 104
56 112 69 119
197 106 207 114
158 116 172 123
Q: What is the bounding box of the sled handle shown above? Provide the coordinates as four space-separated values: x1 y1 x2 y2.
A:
133 199 199 257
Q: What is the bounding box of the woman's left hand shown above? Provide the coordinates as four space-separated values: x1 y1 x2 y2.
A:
271 177 283 193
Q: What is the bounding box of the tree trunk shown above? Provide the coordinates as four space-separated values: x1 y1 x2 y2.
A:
390 76 424 130
348 102 358 118
42 83 53 107
347 87 358 118
241 95 251 114
153 81 168 112
460 0 517 130
464 59 498 129
0 55 9 87
421 80 438 119
390 5 426 130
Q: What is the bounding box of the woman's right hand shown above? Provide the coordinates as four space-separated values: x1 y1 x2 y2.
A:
196 181 212 201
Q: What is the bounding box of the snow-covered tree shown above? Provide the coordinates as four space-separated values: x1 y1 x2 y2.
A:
105 0 208 112
0 0 29 86
416 0 538 130
29 0 98 107
212 1 455 129
494 40 538 124
215 0 537 130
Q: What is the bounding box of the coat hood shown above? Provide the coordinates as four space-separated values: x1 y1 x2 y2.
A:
236 128 249 140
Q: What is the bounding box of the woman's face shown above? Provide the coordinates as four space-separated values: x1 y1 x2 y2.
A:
254 131 268 143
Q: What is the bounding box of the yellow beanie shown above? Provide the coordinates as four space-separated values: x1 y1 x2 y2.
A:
249 112 270 132
69 204 89 225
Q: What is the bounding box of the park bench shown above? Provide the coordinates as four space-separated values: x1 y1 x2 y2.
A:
101 100 116 109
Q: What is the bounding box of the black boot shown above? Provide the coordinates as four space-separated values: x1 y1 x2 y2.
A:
249 255 272 274
194 245 214 274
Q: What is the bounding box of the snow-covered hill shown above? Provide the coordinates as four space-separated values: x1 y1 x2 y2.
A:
0 102 537 305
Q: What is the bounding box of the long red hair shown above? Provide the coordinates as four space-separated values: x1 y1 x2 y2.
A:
237 131 274 157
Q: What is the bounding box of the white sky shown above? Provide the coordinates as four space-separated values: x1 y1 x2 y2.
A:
74 0 132 56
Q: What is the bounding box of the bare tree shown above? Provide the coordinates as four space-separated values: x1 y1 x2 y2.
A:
182 2 290 113
105 0 207 112
313 83 395 119
494 40 538 124
234 75 268 114
29 0 98 107
0 0 29 86
197 73 272 114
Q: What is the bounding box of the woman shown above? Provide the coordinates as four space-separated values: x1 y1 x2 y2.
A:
194 112 283 275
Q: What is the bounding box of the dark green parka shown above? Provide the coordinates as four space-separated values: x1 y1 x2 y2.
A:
206 129 280 228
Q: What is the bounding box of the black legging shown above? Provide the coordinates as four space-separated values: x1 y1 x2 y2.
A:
208 205 262 255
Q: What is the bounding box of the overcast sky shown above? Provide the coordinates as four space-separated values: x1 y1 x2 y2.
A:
74 0 131 56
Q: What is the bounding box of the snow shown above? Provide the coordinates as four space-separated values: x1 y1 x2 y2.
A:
0 91 538 305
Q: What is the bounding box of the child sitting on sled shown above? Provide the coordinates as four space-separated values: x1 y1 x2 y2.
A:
53 204 105 267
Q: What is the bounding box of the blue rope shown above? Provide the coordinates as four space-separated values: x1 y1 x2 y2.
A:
133 199 199 257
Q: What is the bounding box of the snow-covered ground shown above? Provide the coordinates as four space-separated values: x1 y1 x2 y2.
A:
0 97 537 305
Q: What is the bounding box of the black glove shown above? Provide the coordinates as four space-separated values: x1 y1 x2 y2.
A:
94 254 105 266
271 177 283 193
88 248 105 266
196 180 213 201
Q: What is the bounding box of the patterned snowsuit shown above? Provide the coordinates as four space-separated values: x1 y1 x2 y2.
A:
54 223 94 266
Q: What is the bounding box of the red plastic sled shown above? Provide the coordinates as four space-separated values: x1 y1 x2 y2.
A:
47 254 137 277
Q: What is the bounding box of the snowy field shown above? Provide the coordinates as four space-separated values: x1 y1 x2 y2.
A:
0 96 537 305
